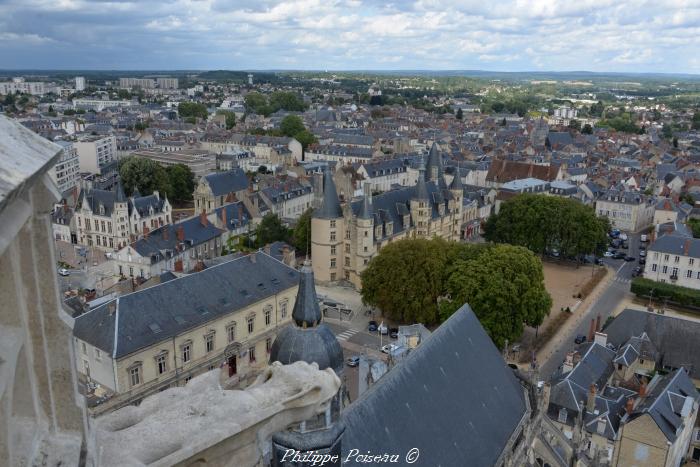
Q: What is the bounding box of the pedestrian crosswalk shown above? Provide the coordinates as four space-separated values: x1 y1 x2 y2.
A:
614 276 631 284
336 328 359 342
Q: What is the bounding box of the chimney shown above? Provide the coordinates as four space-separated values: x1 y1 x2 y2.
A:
177 225 185 242
250 253 257 263
221 207 227 228
639 380 647 398
596 418 607 435
153 190 159 199
594 332 607 347
163 227 169 241
596 315 601 332
563 351 577 373
587 318 596 342
626 397 634 415
143 226 150 238
200 209 208 227
587 384 597 413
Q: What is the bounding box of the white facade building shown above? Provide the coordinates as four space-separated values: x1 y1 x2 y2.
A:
0 77 47 96
75 76 86 91
74 135 117 174
49 141 80 193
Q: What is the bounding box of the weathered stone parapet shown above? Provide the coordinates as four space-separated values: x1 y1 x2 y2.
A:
90 361 341 467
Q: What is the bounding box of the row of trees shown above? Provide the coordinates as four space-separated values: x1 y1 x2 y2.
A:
118 156 195 204
178 102 208 120
244 91 307 116
484 194 610 258
249 115 317 150
360 239 552 348
252 209 313 255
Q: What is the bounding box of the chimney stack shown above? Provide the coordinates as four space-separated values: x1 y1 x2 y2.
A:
143 226 150 238
177 225 185 242
626 397 634 415
587 384 597 413
221 207 227 228
594 332 607 347
200 209 208 227
639 379 647 398
163 227 169 241
588 318 596 342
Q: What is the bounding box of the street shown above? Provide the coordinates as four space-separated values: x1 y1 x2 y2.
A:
538 231 642 379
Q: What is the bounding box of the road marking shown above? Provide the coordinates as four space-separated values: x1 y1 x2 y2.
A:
616 263 626 274
336 329 359 341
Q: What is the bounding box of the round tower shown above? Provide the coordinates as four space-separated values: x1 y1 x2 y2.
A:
311 168 344 283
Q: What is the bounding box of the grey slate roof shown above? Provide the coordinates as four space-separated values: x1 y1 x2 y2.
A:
291 261 322 327
204 168 248 196
130 214 224 262
313 169 343 219
341 304 527 467
603 308 700 380
648 232 700 258
629 368 699 442
73 252 298 358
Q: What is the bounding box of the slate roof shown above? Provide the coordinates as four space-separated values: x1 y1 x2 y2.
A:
341 304 527 467
73 252 298 358
647 232 700 258
203 168 248 196
629 368 700 442
314 169 343 219
603 308 700 380
130 193 167 217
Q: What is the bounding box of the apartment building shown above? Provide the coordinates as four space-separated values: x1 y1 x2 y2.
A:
75 76 85 91
131 149 216 179
355 158 411 193
644 232 700 289
194 168 249 213
595 188 655 232
119 77 156 89
49 140 80 193
73 251 299 412
156 77 178 89
74 135 117 174
72 98 134 111
260 181 314 220
0 77 46 96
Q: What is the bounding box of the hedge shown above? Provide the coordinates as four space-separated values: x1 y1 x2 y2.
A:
630 277 700 307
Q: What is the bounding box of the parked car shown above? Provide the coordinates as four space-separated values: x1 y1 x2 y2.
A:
574 334 587 344
595 258 604 265
639 244 646 251
620 233 628 241
368 320 378 332
613 252 626 259
105 252 113 259
624 256 635 262
57 268 70 276
639 250 646 258
381 344 399 354
346 356 360 367
378 323 388 335
641 234 648 242
389 328 399 339
639 258 646 265
604 251 614 258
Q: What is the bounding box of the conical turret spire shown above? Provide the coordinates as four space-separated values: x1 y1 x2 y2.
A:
292 259 323 328
449 166 464 190
414 158 429 201
358 183 373 220
314 168 343 219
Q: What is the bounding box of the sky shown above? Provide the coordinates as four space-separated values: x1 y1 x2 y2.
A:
0 0 699 73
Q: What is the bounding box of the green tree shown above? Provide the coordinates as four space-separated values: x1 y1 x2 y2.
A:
568 119 581 131
582 123 593 134
456 108 463 120
165 164 195 203
244 92 272 116
269 91 307 112
178 102 208 120
439 245 551 348
255 213 289 247
360 238 451 324
216 110 236 129
692 112 700 130
118 156 171 197
280 115 305 137
293 129 318 150
292 208 313 255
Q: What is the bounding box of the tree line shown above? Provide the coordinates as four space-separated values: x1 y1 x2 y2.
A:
118 156 195 204
484 194 610 258
360 238 552 348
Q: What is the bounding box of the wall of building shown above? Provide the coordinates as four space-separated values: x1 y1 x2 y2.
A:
613 414 668 466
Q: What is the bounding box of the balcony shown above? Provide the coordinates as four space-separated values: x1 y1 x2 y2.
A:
670 274 678 281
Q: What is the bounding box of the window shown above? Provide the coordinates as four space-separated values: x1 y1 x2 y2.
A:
662 265 668 274
227 323 236 343
330 220 336 228
364 231 368 237
156 353 167 374
664 254 669 262
266 338 272 354
672 267 678 277
264 307 271 326
330 245 336 255
640 359 645 364
94 349 101 361
675 256 680 264
205 334 215 353
330 231 336 241
182 344 191 363
652 264 657 272
249 346 256 362
558 408 567 423
81 342 87 355
129 366 141 386
330 272 336 281
345 230 350 240
617 363 623 370
247 315 255 334
330 258 336 268
184 376 192 384
654 252 659 260
280 301 288 319
345 256 350 266
687 270 693 278
690 258 695 266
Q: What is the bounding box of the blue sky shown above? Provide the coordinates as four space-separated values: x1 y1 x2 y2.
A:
1 0 699 72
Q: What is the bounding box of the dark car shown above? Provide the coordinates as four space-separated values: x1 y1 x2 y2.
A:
368 320 378 332
613 252 626 259
389 328 399 339
624 256 635 262
595 258 604 265
575 334 587 344
346 356 360 367
639 258 646 265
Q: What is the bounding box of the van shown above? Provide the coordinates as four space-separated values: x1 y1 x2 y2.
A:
641 234 648 242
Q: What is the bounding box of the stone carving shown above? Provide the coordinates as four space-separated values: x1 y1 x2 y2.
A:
91 361 341 467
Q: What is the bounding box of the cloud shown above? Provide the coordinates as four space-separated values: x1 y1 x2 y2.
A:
0 0 698 72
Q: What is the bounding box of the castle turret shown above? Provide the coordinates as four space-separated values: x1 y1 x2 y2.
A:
311 168 343 283
426 142 446 188
449 166 464 239
354 183 376 284
410 160 431 237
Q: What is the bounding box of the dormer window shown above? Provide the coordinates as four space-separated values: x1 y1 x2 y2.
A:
558 408 567 423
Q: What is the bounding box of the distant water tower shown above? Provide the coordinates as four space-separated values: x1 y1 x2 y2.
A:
248 73 253 85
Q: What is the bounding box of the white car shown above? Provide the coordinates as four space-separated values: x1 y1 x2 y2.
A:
58 268 70 276
604 251 614 258
378 323 388 335
381 344 398 354
619 233 628 241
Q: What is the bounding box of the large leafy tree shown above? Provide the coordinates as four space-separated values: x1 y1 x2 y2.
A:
439 245 552 348
292 208 313 255
280 115 305 137
178 102 208 120
256 213 289 247
484 194 609 257
360 238 451 324
166 164 195 203
118 156 171 197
